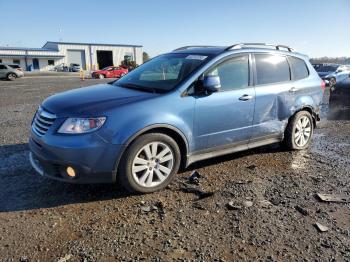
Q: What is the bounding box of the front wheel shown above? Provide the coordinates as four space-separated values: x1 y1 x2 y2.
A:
118 133 181 193
7 73 16 81
283 111 313 150
98 74 105 79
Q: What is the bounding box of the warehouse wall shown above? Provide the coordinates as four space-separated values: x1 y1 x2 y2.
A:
0 43 143 71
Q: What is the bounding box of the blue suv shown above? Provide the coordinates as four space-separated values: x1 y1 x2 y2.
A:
29 43 324 193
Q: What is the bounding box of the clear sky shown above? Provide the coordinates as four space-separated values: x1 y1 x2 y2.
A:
0 0 349 58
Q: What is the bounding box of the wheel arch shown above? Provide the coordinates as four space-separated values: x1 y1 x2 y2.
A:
287 106 317 131
113 124 189 181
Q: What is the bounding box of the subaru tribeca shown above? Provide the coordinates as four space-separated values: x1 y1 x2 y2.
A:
29 43 324 193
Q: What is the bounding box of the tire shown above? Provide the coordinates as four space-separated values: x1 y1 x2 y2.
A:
283 111 313 150
118 133 181 193
330 77 336 87
99 74 105 79
7 73 17 81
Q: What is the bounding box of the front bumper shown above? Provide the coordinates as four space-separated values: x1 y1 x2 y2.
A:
29 130 125 183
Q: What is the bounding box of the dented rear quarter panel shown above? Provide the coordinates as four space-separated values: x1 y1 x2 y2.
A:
251 58 323 139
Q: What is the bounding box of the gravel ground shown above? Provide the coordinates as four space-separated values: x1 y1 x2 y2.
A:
0 77 349 261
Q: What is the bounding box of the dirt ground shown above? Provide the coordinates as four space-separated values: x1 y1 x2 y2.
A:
0 76 349 261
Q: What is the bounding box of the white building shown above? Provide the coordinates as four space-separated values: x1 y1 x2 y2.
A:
0 41 143 71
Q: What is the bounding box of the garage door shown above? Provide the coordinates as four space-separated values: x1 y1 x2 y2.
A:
67 50 86 69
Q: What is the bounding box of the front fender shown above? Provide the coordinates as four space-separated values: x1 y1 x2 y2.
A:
97 94 195 151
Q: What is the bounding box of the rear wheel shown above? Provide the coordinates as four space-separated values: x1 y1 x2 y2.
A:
7 73 16 81
283 111 313 150
118 133 181 193
330 77 336 87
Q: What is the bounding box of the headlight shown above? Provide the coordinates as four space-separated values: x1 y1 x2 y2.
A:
58 117 106 134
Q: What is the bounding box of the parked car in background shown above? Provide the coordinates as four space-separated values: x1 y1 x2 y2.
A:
313 64 347 86
92 66 128 79
53 63 69 72
8 64 23 72
0 63 24 80
323 65 350 87
29 43 324 193
314 64 339 78
328 73 350 120
69 63 81 72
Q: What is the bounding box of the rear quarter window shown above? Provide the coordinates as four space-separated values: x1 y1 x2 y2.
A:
288 56 309 80
255 54 290 85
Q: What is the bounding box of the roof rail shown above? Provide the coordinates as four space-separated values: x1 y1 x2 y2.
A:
173 45 217 51
226 43 295 52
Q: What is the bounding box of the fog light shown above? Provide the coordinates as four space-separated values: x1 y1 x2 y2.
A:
66 166 76 178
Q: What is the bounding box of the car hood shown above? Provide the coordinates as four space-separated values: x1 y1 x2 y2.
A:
42 84 158 116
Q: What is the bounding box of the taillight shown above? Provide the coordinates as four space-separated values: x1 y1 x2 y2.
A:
321 80 326 92
16 68 23 72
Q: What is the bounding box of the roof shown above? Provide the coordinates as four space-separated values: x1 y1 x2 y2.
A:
44 41 143 48
171 44 307 58
0 54 64 58
172 46 227 55
0 46 56 51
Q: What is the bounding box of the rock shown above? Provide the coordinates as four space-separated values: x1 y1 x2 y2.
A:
314 222 329 232
19 256 29 262
233 180 252 185
243 201 253 207
151 205 158 211
188 170 202 184
180 184 215 200
316 193 350 203
295 205 309 216
140 206 151 213
193 202 206 210
198 191 215 200
226 201 242 210
259 200 273 208
58 254 72 262
246 165 257 170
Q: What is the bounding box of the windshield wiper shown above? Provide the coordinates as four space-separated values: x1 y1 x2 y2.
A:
118 83 159 93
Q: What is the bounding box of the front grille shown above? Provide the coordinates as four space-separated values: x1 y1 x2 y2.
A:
32 107 56 136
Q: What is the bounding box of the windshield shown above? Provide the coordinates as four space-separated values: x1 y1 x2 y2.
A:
114 53 210 92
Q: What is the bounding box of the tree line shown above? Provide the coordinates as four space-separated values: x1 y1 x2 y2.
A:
310 57 350 64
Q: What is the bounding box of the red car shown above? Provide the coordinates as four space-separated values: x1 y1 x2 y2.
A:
92 66 128 79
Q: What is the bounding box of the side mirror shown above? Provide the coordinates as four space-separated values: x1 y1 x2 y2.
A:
202 75 221 92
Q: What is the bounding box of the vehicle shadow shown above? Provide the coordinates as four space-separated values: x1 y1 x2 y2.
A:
0 142 285 213
0 143 131 213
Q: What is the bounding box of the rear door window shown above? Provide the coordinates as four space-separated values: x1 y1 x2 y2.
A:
255 54 290 85
288 56 309 80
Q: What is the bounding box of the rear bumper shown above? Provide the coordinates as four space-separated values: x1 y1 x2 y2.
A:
29 131 125 183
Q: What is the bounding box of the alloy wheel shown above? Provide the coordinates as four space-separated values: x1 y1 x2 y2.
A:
132 142 174 188
294 116 312 147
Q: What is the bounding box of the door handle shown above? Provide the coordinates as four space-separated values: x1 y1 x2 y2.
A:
239 94 253 101
289 87 298 93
